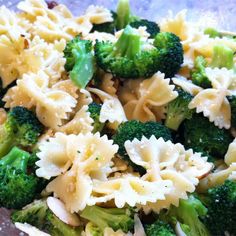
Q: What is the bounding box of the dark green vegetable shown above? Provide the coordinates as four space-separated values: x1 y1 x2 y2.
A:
64 36 96 88
88 102 105 133
183 114 233 158
0 147 38 209
130 19 160 38
95 25 159 79
191 56 211 88
165 89 194 131
0 106 43 158
145 220 176 236
228 96 236 128
95 27 183 79
80 205 134 233
202 180 236 236
153 32 184 78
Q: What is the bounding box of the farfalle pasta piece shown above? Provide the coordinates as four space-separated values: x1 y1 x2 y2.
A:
58 105 94 135
124 136 213 212
98 73 117 96
84 5 113 24
123 72 178 122
4 71 77 129
46 132 118 212
84 31 116 44
189 67 236 129
88 88 127 128
225 138 236 166
36 132 76 179
198 163 236 192
88 174 172 208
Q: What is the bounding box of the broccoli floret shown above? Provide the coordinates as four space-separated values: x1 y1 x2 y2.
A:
210 44 234 69
203 180 236 235
113 120 172 173
165 89 194 131
0 147 39 209
11 200 48 229
80 205 134 233
85 222 103 236
11 199 83 236
161 195 209 236
183 114 233 158
145 220 176 236
153 32 183 78
88 102 105 133
95 25 160 79
0 106 43 157
228 96 236 128
191 56 211 88
64 36 96 88
115 0 138 30
130 19 160 38
45 210 83 236
92 11 117 34
204 28 220 38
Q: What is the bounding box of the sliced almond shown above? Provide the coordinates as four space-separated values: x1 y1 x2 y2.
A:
47 197 80 227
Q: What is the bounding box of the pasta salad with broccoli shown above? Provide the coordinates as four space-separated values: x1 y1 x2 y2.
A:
0 0 235 235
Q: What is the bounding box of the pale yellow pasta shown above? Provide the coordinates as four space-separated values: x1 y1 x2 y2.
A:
98 73 117 96
123 72 178 122
198 163 236 192
124 136 213 212
4 71 77 129
36 132 75 179
225 138 236 166
88 174 172 208
46 132 118 212
189 67 236 129
58 105 94 135
88 88 127 128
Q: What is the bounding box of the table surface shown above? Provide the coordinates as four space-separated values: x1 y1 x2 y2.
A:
0 0 236 235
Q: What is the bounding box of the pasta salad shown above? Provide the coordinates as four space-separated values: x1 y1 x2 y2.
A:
0 0 235 235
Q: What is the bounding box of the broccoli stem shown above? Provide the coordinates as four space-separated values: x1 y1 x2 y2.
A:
0 137 14 158
112 25 141 58
116 0 131 30
165 114 185 131
0 147 30 172
210 44 234 69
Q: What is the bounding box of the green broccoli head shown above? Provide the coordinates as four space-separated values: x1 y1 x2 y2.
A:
0 147 38 209
113 120 172 173
191 56 211 88
210 44 234 69
92 11 117 34
154 32 184 78
80 205 134 233
162 195 209 236
183 114 233 158
165 89 194 131
11 199 48 229
130 19 160 38
64 36 96 88
228 96 236 128
95 25 159 79
88 102 105 133
145 220 176 236
0 106 43 157
203 180 236 235
45 210 83 236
